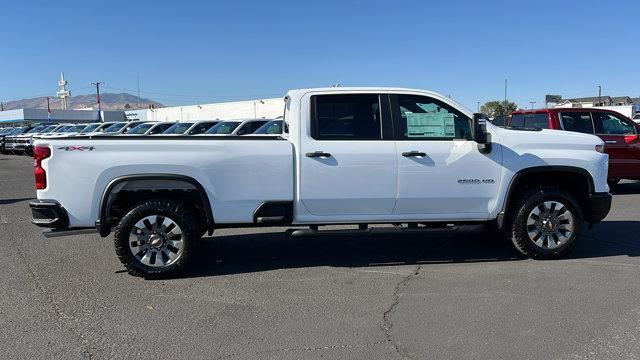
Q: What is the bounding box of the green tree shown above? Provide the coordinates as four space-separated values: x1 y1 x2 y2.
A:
480 100 518 118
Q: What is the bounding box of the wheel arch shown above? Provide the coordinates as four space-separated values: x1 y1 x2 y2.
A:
498 166 595 229
97 174 214 236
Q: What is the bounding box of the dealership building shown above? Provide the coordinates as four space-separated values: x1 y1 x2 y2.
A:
0 97 284 126
0 109 126 126
124 98 284 122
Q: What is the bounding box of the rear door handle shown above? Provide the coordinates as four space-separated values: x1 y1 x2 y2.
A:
402 150 427 157
306 151 332 158
605 140 617 144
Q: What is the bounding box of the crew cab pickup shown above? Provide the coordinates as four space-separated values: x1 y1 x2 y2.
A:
29 87 612 278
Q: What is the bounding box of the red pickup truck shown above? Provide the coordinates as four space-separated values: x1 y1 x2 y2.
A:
509 108 640 187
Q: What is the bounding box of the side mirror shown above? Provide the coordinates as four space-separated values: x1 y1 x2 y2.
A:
473 113 492 153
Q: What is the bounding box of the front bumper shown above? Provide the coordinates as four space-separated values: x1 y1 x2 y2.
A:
586 192 612 224
29 200 69 228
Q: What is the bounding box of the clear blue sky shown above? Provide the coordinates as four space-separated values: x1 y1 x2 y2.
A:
2 0 638 110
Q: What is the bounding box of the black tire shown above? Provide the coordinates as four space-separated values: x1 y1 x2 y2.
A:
506 186 583 259
114 199 199 278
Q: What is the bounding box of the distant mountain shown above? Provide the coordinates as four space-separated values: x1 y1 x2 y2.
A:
1 93 164 111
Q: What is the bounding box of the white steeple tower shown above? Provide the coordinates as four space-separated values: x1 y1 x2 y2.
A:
56 72 71 110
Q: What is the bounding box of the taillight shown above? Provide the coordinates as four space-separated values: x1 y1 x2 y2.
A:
33 146 51 190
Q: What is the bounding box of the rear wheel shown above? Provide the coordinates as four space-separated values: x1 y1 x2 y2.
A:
114 199 199 278
507 186 583 259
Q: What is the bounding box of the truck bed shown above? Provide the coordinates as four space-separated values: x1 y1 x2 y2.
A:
34 136 294 227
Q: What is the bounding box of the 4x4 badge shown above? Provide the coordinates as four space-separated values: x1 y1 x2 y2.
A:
58 146 95 151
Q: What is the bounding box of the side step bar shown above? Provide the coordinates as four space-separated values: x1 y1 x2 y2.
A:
43 228 98 238
287 224 458 237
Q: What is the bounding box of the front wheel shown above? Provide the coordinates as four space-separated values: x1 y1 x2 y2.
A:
507 186 583 259
114 199 199 278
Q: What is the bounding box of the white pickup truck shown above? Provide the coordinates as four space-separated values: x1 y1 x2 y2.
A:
30 87 612 278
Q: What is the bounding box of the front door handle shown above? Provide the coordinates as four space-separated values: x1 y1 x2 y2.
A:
605 140 617 144
306 151 332 158
402 150 427 157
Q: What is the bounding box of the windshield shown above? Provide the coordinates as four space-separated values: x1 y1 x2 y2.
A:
55 125 72 133
95 123 114 132
81 124 101 133
27 126 47 134
163 123 194 134
40 125 59 133
206 121 241 134
128 123 155 134
253 120 282 134
66 125 87 133
104 122 127 133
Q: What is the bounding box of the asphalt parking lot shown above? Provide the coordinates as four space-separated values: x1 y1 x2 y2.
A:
1 154 639 359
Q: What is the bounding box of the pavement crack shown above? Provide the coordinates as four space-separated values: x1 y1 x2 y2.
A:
381 264 421 360
380 236 454 360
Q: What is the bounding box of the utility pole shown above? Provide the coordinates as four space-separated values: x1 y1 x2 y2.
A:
91 81 104 121
137 77 141 109
597 85 602 106
0 102 3 111
477 101 481 112
529 101 536 109
46 97 51 122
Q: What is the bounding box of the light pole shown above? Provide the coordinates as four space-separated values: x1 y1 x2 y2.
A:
597 85 602 106
477 101 481 112
529 101 536 109
504 79 507 102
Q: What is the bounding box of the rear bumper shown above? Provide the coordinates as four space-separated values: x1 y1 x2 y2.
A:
30 200 99 237
29 200 69 228
586 192 612 224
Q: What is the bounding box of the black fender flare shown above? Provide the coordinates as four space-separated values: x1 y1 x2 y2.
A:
497 166 595 229
96 174 214 236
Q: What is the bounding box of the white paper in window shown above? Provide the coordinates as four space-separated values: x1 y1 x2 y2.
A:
405 112 455 138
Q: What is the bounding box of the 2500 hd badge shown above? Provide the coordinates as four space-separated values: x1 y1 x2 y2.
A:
458 178 496 184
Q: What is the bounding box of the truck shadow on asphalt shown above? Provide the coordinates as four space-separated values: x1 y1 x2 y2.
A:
0 197 33 205
610 181 640 195
183 221 640 278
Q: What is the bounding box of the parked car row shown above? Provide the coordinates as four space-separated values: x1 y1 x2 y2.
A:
0 119 282 155
490 107 640 187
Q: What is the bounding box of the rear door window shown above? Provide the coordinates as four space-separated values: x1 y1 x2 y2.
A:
311 94 383 140
560 112 594 134
510 114 550 129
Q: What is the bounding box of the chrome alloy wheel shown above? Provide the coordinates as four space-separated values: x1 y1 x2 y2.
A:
526 201 575 250
129 215 184 267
